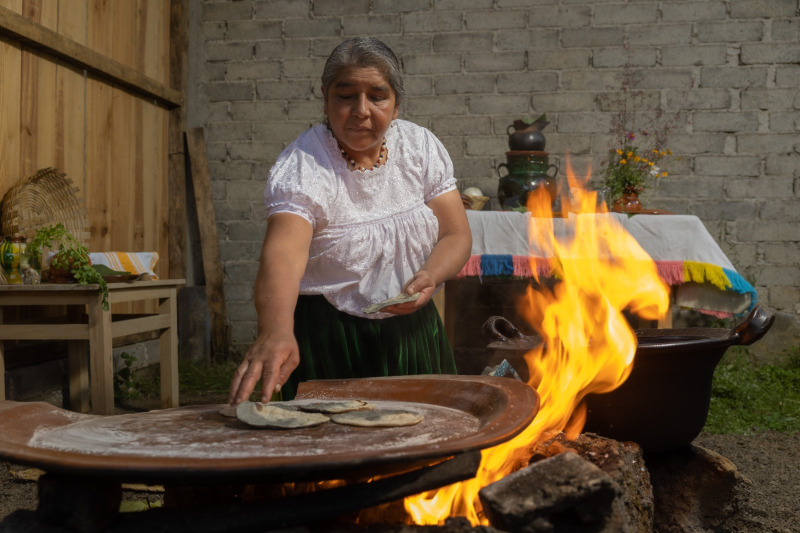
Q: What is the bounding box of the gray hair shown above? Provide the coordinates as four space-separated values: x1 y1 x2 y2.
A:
321 37 405 106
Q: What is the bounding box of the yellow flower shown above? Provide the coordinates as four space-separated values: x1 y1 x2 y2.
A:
616 149 623 155
620 159 627 165
648 161 654 166
661 172 668 177
626 151 634 158
634 156 641 162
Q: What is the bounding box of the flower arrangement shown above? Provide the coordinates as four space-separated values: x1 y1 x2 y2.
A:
601 134 672 201
599 52 680 208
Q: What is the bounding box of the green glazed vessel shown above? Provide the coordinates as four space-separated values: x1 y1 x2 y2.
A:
496 152 559 210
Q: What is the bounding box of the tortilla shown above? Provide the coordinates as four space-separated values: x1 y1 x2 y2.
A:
236 401 329 429
297 400 375 414
331 409 423 428
219 405 238 418
220 401 297 418
362 292 420 314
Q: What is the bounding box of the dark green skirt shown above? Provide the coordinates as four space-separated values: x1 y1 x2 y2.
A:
283 294 457 400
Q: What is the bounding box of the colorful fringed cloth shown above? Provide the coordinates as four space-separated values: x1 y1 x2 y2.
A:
456 255 757 317
461 211 758 318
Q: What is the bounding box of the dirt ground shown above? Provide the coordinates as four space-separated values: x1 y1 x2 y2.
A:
1 427 798 532
693 432 800 533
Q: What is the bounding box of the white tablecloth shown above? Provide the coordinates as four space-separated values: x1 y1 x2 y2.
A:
461 211 756 316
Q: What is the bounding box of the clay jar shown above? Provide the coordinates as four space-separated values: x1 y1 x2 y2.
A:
507 119 549 151
497 151 559 210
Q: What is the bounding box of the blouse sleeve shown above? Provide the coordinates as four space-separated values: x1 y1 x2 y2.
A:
263 141 324 228
422 128 457 203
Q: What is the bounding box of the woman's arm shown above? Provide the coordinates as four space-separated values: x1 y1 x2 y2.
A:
229 213 313 403
387 189 472 314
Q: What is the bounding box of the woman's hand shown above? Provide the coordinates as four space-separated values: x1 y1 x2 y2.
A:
229 330 300 405
383 270 437 315
228 212 312 404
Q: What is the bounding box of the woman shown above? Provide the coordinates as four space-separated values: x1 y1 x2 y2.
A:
229 37 471 404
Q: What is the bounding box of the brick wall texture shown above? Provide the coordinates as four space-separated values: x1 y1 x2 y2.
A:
189 0 800 356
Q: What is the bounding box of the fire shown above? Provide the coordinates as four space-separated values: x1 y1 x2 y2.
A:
404 160 670 525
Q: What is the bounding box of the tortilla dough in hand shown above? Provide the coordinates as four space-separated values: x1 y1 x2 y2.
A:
331 409 423 427
298 400 376 414
362 292 421 314
236 401 330 429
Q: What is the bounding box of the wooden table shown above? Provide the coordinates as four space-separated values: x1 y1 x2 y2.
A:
0 279 185 415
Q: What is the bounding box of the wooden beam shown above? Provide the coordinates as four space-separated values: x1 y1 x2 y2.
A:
186 127 229 360
0 5 182 109
168 0 188 281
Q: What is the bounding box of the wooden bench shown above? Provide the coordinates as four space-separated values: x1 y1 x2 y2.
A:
0 279 184 415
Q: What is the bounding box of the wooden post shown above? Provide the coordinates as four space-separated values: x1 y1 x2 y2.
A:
160 287 180 407
186 127 229 360
0 310 4 401
168 0 188 281
87 291 114 415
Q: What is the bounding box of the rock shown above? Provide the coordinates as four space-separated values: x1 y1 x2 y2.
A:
645 444 751 533
479 450 619 532
533 432 654 532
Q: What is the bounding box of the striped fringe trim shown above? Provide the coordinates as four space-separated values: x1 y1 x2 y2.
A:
457 256 757 309
456 255 555 279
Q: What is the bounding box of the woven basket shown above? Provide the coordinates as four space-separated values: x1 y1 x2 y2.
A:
0 168 89 246
467 195 490 211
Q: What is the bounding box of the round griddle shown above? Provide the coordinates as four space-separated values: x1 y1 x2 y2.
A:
0 375 539 484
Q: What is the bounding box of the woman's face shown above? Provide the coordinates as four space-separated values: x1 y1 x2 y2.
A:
324 66 399 165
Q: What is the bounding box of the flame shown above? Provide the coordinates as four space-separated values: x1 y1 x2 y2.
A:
404 158 670 526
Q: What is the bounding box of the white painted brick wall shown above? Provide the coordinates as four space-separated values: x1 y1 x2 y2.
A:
188 0 800 355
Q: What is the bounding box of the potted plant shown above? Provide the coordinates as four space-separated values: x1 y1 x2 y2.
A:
27 223 109 310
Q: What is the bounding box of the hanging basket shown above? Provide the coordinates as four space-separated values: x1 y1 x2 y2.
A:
0 168 89 246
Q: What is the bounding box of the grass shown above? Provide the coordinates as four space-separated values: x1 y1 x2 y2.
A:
178 358 239 394
704 346 800 434
114 357 239 407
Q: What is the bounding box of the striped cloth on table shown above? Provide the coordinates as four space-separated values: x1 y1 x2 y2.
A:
89 252 159 278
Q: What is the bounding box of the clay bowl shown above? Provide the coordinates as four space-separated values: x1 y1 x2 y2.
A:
481 305 775 453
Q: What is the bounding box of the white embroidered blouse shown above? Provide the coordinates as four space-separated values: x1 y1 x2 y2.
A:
264 119 457 318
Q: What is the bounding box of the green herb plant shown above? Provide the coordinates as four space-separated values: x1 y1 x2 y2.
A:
28 223 109 310
113 352 138 401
